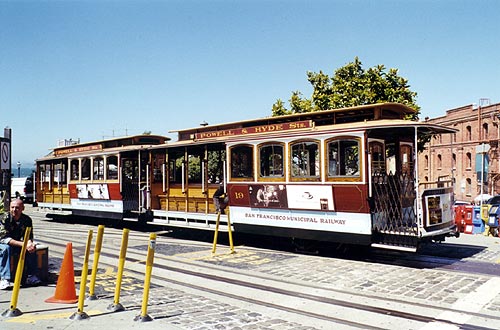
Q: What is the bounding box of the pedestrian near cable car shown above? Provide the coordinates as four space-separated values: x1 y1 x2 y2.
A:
0 241 10 289
0 198 42 289
213 182 228 214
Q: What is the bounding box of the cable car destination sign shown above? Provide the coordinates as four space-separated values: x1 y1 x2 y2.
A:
54 144 103 156
192 120 313 141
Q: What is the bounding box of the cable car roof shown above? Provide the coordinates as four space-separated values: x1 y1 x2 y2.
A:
171 102 418 140
37 134 170 161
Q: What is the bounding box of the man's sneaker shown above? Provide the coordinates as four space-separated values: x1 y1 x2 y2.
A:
26 275 42 286
0 278 13 290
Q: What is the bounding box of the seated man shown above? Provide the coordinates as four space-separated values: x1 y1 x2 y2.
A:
0 198 41 289
0 243 11 289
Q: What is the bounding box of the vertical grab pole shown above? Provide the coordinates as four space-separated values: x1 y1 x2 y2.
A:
134 233 156 322
162 163 166 192
414 126 422 228
71 229 93 320
226 210 235 254
368 153 372 198
88 224 105 300
2 227 31 317
146 164 150 210
181 162 185 193
108 228 129 312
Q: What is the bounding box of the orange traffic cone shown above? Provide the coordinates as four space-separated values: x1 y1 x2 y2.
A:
45 242 78 304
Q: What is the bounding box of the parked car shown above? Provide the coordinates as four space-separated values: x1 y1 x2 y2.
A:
486 195 500 205
10 176 34 202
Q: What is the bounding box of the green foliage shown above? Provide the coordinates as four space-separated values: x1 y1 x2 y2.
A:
207 150 226 183
272 57 420 119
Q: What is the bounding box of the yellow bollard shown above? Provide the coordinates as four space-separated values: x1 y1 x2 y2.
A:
70 229 93 320
212 212 221 254
88 224 104 300
226 210 235 254
212 211 235 255
134 233 156 322
1 227 31 317
108 228 129 312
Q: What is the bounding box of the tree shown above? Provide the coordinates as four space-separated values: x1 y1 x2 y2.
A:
272 57 420 120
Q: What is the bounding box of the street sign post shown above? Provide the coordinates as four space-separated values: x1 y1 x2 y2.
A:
476 143 491 211
1 128 12 202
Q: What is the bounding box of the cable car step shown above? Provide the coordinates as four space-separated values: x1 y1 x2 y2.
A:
370 243 417 252
377 229 418 235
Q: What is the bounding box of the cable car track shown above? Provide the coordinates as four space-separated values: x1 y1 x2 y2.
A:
36 216 500 279
35 231 500 330
38 212 498 277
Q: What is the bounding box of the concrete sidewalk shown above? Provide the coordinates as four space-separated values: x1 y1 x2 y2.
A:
447 232 500 251
0 284 183 329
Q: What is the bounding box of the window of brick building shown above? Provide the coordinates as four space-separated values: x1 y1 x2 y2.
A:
466 152 472 169
466 126 472 141
466 178 472 196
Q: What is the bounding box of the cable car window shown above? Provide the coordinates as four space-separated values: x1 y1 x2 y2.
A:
54 162 67 184
290 140 320 180
207 148 226 184
93 157 105 180
70 159 79 180
107 156 118 180
400 143 413 174
369 141 385 173
169 150 184 184
122 158 138 182
39 163 49 183
327 138 360 179
259 143 284 179
81 158 91 181
230 145 254 180
188 148 203 184
386 143 397 174
151 152 164 183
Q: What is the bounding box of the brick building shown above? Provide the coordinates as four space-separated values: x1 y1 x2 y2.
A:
419 100 500 203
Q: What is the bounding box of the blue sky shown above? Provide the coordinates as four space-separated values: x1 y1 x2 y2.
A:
1 0 499 167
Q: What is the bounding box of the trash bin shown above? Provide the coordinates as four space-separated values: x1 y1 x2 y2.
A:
486 205 500 235
487 205 500 228
473 211 485 234
454 205 465 233
466 206 480 234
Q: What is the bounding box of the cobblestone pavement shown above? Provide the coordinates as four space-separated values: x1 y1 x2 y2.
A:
121 290 318 330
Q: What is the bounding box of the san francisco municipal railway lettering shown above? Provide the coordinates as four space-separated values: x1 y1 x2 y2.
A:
245 213 346 225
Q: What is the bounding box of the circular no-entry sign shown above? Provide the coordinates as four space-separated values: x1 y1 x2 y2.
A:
1 142 10 170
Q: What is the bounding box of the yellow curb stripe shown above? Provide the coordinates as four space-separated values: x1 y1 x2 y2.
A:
5 310 102 323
